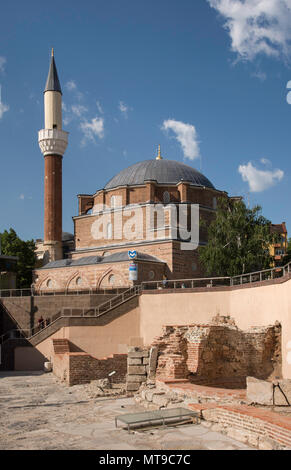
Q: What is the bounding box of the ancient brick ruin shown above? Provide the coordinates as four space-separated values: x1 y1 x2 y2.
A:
152 316 281 387
52 339 127 386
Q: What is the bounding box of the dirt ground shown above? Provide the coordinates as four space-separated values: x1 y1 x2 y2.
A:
0 371 252 450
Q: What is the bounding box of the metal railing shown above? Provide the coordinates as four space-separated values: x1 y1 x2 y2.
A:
141 277 231 291
141 260 291 291
60 284 141 318
0 286 128 298
231 261 291 286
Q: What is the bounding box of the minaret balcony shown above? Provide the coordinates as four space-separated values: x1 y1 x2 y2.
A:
38 128 68 157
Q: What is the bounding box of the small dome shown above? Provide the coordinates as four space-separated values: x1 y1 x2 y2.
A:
104 159 215 190
62 232 74 241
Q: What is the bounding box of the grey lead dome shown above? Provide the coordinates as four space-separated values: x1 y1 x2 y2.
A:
104 159 215 190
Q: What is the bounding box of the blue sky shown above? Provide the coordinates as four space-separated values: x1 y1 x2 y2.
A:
1 0 291 240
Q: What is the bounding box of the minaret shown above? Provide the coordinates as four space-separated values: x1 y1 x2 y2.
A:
38 49 68 262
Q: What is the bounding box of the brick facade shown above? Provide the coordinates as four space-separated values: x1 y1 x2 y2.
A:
36 179 225 291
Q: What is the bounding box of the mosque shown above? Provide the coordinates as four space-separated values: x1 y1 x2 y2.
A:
34 51 230 291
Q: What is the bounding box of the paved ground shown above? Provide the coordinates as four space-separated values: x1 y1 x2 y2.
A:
0 372 252 450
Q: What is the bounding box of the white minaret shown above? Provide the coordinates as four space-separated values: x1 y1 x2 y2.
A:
38 49 69 262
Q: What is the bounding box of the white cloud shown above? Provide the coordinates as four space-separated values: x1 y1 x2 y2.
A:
119 100 132 118
238 161 284 192
162 119 200 160
80 116 104 145
0 56 6 73
0 85 9 119
65 80 77 91
252 70 267 81
71 104 88 117
207 0 291 61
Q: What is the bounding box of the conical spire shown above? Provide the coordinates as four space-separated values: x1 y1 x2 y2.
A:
44 49 62 94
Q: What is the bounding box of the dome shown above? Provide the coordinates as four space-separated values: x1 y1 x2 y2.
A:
62 232 74 241
104 159 215 190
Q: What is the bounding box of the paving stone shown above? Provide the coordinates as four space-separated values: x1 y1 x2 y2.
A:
0 371 253 450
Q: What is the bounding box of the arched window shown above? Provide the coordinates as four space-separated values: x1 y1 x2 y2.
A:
108 274 115 285
213 197 217 210
76 277 82 286
46 279 52 288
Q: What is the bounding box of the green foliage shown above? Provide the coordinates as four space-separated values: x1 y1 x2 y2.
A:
0 228 36 288
199 198 279 277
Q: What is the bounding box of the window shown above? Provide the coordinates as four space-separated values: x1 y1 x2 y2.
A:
106 222 113 239
110 195 121 208
213 197 217 210
76 277 82 286
192 262 197 272
163 191 170 204
46 279 52 288
148 270 155 280
108 274 115 285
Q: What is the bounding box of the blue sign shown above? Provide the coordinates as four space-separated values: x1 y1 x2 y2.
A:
128 250 137 260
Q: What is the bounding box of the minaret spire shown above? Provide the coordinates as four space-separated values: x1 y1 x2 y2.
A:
44 50 62 95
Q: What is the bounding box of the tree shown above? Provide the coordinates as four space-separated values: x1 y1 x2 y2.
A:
198 197 279 277
0 228 36 288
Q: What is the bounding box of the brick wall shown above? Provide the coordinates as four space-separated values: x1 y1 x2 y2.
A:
52 346 127 386
190 403 291 449
152 317 281 384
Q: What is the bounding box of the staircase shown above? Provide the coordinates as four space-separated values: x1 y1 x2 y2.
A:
2 284 142 347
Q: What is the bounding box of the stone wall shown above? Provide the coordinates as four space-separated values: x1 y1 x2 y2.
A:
126 346 158 392
152 316 281 386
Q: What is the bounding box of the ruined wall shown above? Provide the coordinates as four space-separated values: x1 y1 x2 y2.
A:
152 317 281 386
52 346 127 386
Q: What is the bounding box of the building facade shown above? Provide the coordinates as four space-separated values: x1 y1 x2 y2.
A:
33 53 231 291
270 222 288 269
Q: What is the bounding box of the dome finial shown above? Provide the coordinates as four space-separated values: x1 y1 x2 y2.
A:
156 144 162 160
